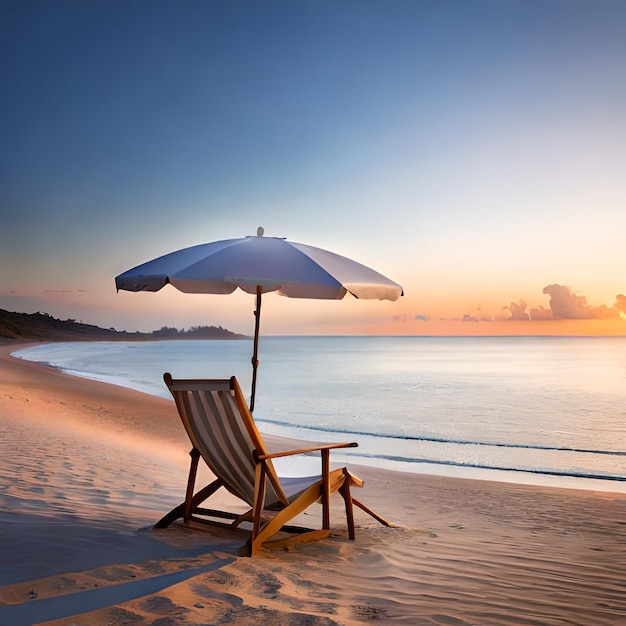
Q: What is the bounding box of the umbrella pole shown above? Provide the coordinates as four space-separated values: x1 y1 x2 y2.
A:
250 286 262 412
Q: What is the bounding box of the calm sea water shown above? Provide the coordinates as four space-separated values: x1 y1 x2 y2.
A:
12 337 626 492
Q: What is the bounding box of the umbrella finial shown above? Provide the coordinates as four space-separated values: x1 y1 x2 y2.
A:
256 226 264 237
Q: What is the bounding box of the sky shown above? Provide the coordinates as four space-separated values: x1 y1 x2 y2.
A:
1 0 625 337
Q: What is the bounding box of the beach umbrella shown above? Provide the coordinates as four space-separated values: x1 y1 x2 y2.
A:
115 228 403 411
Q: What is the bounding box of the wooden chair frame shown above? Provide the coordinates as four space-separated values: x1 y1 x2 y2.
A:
156 373 391 555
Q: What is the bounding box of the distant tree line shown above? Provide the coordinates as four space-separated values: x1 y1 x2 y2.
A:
0 309 248 341
151 325 245 339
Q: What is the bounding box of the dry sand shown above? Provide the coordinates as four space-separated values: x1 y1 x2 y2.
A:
0 342 624 625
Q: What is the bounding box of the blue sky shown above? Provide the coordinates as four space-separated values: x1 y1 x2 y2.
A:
2 1 625 335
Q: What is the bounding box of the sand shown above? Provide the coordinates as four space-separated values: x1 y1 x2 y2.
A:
0 342 624 625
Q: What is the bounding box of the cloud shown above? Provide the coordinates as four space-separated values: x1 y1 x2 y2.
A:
392 314 430 322
503 285 626 322
541 284 622 320
504 300 530 321
529 306 553 321
542 284 596 319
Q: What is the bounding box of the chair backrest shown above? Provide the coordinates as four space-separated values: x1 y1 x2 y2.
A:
163 373 287 507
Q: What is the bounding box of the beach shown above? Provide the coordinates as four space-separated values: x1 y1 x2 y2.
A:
0 343 624 625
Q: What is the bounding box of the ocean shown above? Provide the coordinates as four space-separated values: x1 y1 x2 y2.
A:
12 336 626 493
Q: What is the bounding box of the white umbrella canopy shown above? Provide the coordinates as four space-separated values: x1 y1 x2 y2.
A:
115 228 403 409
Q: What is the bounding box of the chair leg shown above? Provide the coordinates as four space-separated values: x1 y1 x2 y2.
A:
154 502 186 529
251 461 267 542
339 469 355 540
321 449 330 530
184 448 201 523
154 478 223 528
351 497 394 527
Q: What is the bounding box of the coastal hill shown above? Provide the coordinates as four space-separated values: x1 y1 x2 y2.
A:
0 309 248 341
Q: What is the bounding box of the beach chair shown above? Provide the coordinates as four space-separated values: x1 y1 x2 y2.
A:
155 373 391 555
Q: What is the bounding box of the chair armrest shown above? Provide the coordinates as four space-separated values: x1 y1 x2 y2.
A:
255 441 358 461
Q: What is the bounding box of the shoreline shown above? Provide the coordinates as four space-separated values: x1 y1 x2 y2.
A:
8 339 626 495
1 342 625 624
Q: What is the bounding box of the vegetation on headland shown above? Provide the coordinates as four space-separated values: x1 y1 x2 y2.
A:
0 309 248 341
